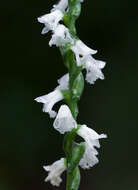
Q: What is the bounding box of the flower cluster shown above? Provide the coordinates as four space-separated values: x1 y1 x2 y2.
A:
35 0 107 188
37 0 106 85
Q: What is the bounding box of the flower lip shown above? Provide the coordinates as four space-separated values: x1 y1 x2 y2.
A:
37 10 64 34
77 125 107 169
84 57 106 84
72 40 97 57
43 158 66 186
49 24 73 47
71 40 98 67
37 10 63 24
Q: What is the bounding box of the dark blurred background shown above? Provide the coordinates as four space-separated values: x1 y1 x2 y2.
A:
0 0 138 189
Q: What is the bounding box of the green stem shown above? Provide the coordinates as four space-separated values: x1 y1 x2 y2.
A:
66 167 80 190
61 1 84 190
64 1 83 190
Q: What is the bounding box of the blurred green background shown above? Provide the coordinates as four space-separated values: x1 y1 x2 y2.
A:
0 0 138 189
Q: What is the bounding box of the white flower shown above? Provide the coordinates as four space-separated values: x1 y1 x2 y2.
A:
71 40 97 66
51 0 84 12
71 40 106 84
53 105 77 134
43 158 66 187
37 10 63 34
49 24 73 47
77 125 107 169
52 0 68 12
35 73 69 118
56 73 69 90
84 55 106 84
35 90 63 118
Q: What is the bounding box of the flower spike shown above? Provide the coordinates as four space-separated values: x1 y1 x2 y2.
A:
36 0 108 188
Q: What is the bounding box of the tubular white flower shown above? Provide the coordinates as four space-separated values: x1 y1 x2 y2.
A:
71 40 106 84
35 90 63 118
35 73 69 118
84 55 106 84
37 10 63 34
56 73 69 90
43 158 66 187
52 0 68 12
49 24 73 47
53 105 77 134
77 125 107 169
71 40 97 66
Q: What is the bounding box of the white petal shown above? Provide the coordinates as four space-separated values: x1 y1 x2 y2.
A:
41 26 50 34
85 58 105 84
73 40 97 55
79 143 99 169
43 166 51 171
77 125 107 169
53 105 77 134
51 0 84 12
52 0 68 12
49 24 73 47
96 60 106 69
35 89 63 118
37 10 63 33
43 158 66 187
71 40 97 58
71 40 97 66
56 73 69 90
78 125 99 140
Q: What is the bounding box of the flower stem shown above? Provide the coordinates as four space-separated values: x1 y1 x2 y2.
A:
62 1 85 190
